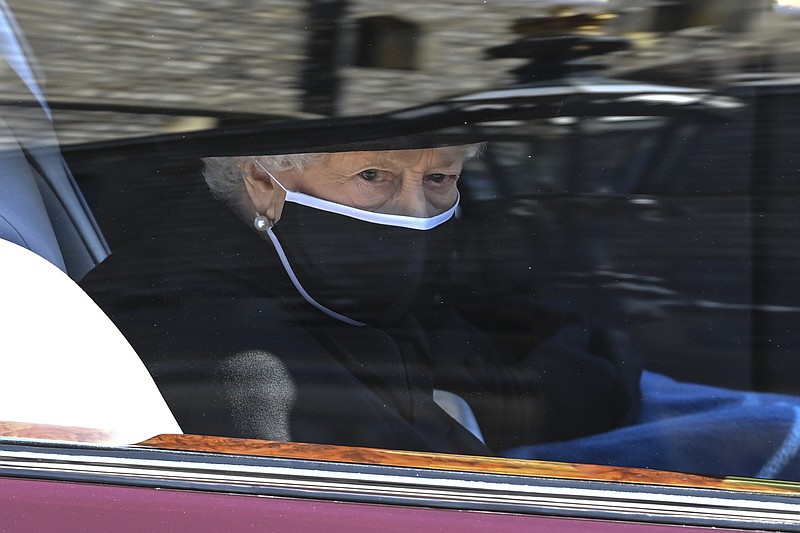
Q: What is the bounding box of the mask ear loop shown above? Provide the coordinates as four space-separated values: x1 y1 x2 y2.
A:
253 160 289 192
251 160 288 233
251 160 367 327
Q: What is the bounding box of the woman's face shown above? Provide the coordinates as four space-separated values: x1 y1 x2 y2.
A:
273 146 468 218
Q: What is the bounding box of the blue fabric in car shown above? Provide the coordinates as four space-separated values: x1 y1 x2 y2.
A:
506 370 800 480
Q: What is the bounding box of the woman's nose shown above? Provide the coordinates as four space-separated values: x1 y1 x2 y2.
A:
391 184 430 218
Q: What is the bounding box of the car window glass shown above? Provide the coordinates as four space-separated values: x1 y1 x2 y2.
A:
5 0 800 495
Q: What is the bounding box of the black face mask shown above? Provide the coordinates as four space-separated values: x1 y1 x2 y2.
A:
263 185 459 327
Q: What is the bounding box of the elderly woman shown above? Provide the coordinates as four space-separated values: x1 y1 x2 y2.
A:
81 143 641 454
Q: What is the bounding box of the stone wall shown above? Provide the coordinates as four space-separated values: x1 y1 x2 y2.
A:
7 0 309 113
5 1 797 143
6 1 539 116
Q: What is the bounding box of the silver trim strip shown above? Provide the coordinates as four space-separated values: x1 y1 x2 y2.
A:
1 445 799 530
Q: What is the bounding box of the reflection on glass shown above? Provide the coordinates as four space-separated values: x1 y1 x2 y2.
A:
4 0 800 487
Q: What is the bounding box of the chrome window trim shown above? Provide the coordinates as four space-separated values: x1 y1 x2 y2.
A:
1 442 799 530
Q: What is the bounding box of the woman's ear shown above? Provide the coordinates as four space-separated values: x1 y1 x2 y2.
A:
241 159 283 222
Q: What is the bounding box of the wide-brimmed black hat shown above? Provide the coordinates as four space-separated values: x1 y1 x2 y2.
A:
189 107 489 157
68 76 739 161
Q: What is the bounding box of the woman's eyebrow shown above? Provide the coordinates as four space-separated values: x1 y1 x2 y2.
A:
431 156 467 170
342 151 467 171
346 153 400 169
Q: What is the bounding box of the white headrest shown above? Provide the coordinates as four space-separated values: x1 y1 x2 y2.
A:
0 239 181 444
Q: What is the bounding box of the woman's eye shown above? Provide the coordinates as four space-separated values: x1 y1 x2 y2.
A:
359 169 380 181
428 173 454 184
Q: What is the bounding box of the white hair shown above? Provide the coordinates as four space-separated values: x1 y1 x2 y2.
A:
201 143 484 214
202 153 327 213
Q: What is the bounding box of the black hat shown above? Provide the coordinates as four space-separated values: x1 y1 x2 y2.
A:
196 109 486 157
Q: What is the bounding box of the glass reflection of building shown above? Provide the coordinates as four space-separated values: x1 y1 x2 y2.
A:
4 0 798 140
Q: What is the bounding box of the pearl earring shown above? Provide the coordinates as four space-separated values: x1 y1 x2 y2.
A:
253 213 271 232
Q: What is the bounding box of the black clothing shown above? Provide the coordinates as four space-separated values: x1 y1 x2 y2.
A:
81 184 641 455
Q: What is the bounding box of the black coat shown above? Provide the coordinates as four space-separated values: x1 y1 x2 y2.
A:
81 185 641 455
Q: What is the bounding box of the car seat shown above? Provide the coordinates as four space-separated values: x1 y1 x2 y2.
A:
0 0 108 280
0 1 180 443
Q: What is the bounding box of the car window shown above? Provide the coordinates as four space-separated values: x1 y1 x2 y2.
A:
4 1 800 530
